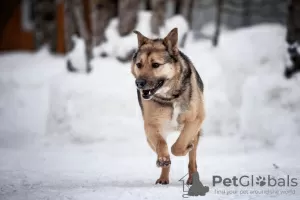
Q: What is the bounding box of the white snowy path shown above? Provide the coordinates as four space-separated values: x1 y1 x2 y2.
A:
1 25 300 200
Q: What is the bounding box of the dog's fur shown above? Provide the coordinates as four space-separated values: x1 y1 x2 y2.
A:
131 28 205 185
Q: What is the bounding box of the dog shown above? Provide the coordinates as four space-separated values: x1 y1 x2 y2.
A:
131 28 205 185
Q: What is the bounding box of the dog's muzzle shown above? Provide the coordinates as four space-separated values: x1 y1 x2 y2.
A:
135 78 165 100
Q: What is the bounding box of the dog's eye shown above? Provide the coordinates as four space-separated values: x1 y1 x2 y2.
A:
136 63 142 68
152 63 160 68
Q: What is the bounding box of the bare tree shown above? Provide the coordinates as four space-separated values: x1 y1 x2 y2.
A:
285 0 300 78
90 0 117 47
175 0 194 47
33 0 57 52
242 0 251 27
144 0 151 10
64 0 91 73
174 0 181 14
64 0 74 53
73 0 89 41
118 0 140 36
150 0 166 35
213 0 224 47
175 0 194 28
182 0 194 28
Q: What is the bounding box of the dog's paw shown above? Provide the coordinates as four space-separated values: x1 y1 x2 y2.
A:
186 176 193 185
156 177 169 185
156 156 171 168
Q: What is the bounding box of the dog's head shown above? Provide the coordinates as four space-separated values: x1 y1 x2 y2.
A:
131 28 180 100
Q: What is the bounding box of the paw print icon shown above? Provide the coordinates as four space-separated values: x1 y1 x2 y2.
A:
256 176 266 186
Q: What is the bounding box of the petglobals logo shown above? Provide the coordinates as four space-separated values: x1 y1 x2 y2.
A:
212 175 298 187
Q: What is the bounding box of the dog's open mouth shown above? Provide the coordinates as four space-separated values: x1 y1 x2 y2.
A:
141 80 164 100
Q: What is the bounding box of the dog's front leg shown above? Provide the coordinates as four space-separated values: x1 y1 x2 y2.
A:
144 123 170 184
171 117 203 157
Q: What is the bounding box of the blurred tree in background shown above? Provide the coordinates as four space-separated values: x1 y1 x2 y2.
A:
174 0 194 28
213 0 223 47
118 0 139 36
285 0 300 79
33 0 56 52
1 0 298 77
64 0 91 73
150 0 166 35
90 0 117 46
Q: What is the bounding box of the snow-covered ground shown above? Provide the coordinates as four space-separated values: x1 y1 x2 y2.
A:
1 24 300 200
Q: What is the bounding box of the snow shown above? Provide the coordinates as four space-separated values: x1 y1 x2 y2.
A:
199 22 229 37
160 15 189 43
1 24 300 200
67 36 87 72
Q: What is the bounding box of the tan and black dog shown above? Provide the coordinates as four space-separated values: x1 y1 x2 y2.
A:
131 28 205 185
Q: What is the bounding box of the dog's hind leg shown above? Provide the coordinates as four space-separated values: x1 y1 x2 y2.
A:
186 131 200 185
145 124 171 184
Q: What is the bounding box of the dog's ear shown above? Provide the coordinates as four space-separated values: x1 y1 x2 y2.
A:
133 30 150 48
163 28 179 56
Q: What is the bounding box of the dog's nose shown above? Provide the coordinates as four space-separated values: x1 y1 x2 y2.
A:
135 79 147 89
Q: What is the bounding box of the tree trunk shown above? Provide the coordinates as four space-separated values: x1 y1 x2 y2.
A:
64 0 76 52
150 0 166 35
0 0 20 39
285 0 300 78
242 0 251 27
33 0 57 52
64 0 92 73
72 0 89 41
118 0 140 36
90 0 117 46
174 0 181 15
213 0 223 47
178 0 194 28
144 0 151 10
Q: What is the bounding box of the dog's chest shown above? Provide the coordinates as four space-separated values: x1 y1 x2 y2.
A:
164 103 184 133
